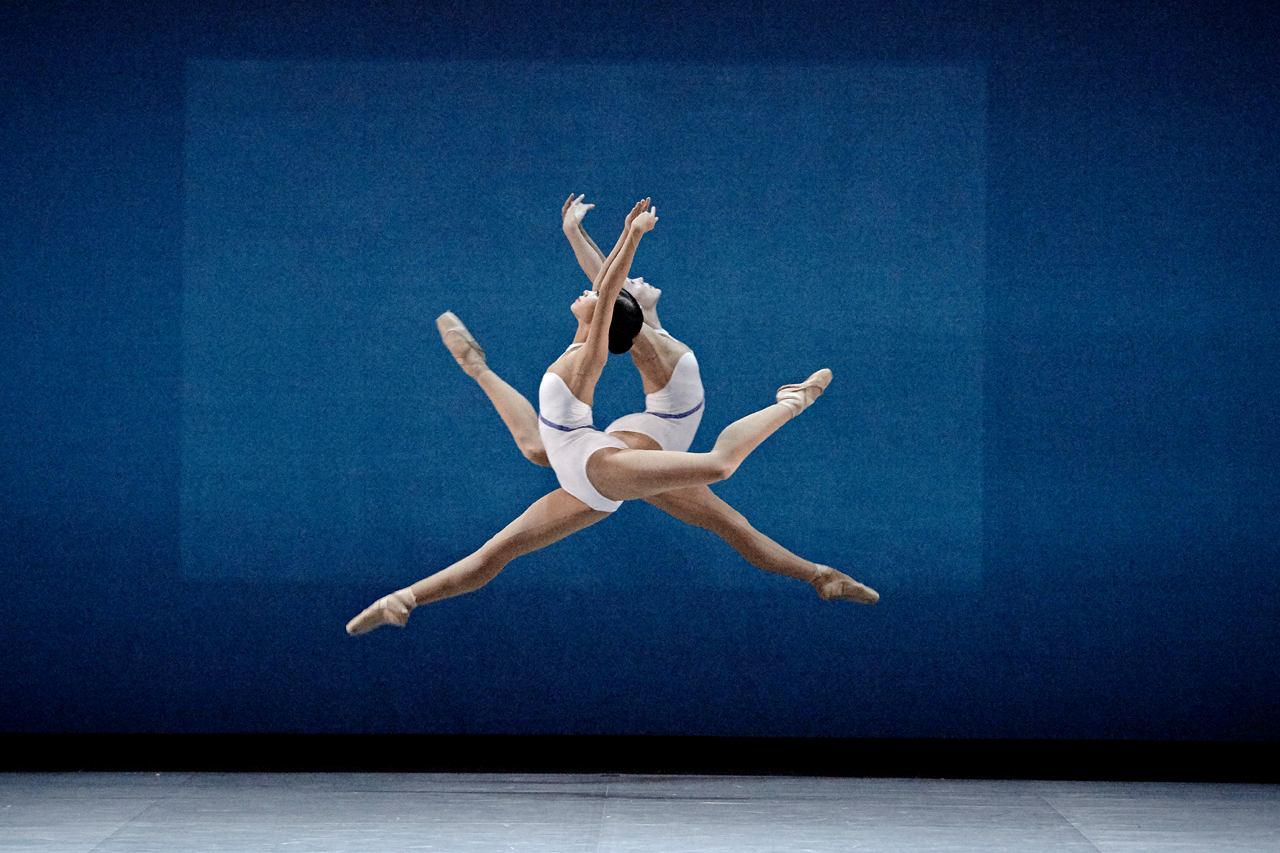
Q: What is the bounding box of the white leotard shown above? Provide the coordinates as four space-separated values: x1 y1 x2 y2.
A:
605 351 705 452
538 368 628 513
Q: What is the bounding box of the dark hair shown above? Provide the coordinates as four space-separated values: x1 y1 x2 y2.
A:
608 288 644 354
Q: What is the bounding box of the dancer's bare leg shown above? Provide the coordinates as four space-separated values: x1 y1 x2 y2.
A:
346 489 607 634
609 325 873 601
586 368 832 503
643 485 878 604
437 312 549 467
612 352 875 603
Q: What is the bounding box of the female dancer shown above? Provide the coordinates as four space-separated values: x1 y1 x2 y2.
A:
347 199 865 635
431 193 877 605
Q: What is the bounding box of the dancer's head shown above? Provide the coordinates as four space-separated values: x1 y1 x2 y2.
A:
570 288 644 354
626 276 660 304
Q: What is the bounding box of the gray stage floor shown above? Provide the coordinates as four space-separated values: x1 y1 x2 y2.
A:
2 772 1277 852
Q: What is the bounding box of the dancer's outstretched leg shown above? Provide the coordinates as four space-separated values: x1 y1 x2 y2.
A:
346 489 607 635
643 485 878 604
586 369 832 503
437 312 549 467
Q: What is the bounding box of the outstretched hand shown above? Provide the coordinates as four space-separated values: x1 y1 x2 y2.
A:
631 204 658 235
561 193 594 227
624 198 656 234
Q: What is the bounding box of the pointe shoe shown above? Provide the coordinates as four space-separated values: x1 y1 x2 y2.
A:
776 369 833 418
810 565 879 604
346 588 417 636
436 311 488 378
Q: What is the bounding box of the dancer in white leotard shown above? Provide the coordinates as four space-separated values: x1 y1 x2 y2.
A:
605 347 704 453
427 194 873 604
347 198 873 636
537 343 628 512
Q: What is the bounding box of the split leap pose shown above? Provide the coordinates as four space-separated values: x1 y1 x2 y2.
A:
433 193 877 601
347 199 874 636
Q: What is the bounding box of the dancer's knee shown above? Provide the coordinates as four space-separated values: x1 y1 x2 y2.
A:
704 451 738 483
520 442 550 467
510 429 549 467
450 553 507 595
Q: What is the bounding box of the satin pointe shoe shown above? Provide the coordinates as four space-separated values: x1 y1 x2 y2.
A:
436 311 488 378
810 565 879 604
346 588 417 635
776 368 833 418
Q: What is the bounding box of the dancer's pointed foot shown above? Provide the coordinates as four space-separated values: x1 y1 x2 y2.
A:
436 311 488 378
776 369 833 418
346 588 417 635
810 565 879 604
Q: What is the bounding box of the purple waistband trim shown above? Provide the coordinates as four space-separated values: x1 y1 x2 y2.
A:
647 399 704 420
539 414 595 432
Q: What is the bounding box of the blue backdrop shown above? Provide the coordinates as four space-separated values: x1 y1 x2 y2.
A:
181 61 983 591
1 0 1276 742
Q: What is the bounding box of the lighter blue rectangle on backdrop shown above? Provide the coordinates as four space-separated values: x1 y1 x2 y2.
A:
183 61 984 587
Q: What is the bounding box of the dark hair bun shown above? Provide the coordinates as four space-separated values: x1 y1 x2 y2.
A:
608 288 645 354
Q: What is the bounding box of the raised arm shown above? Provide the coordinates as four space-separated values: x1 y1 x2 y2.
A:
556 199 657 401
591 197 655 319
561 193 608 288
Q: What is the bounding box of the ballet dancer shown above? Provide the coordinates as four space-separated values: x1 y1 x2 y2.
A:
432 193 876 604
347 199 871 636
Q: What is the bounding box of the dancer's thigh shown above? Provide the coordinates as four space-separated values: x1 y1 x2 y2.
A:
643 484 744 531
586 447 725 503
478 488 611 564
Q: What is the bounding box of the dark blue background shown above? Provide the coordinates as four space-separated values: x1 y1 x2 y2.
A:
180 61 984 592
2 0 1277 742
